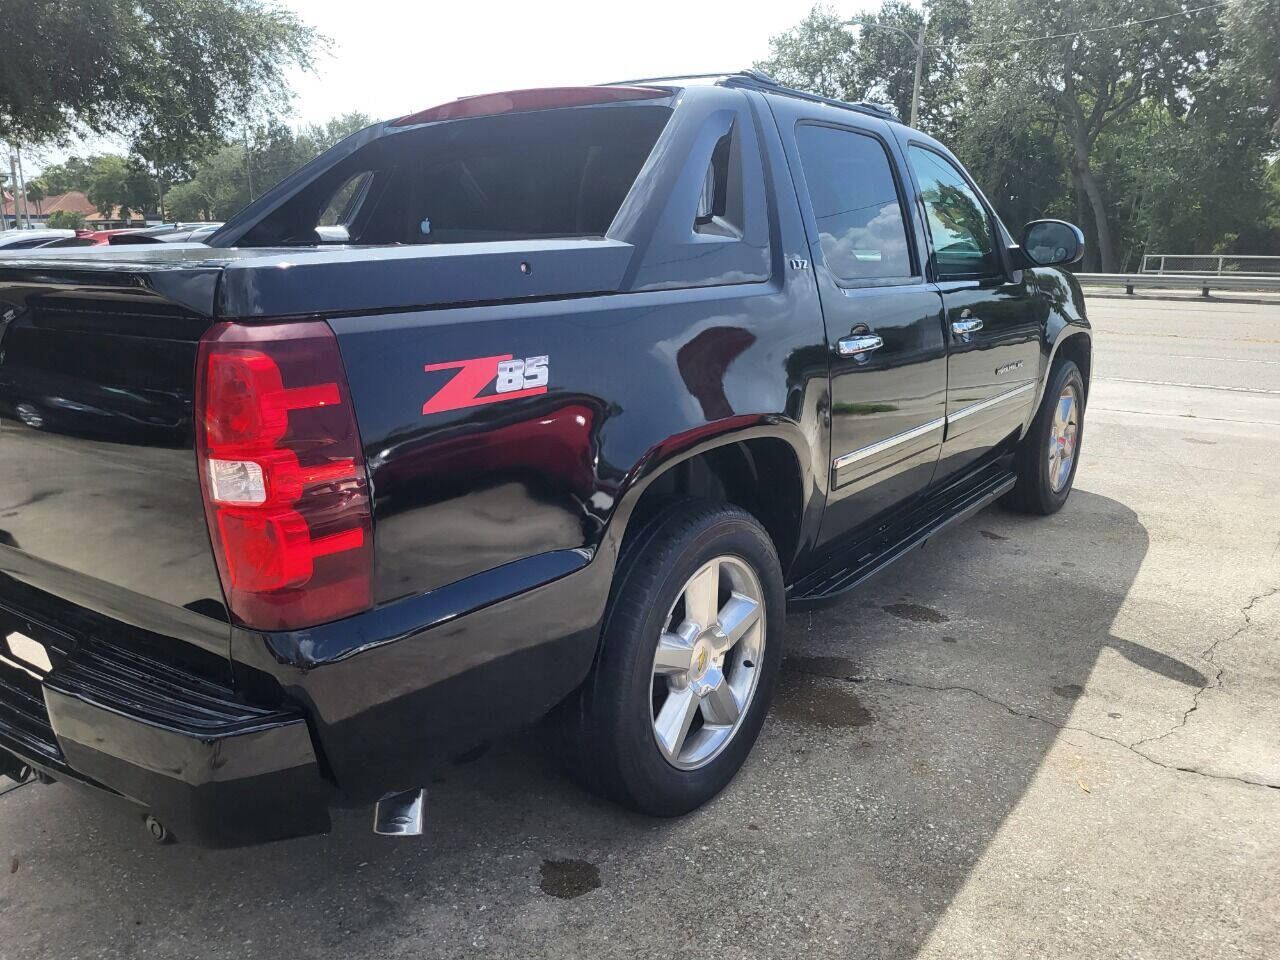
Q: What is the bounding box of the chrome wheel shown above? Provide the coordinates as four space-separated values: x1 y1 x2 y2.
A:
650 555 765 770
15 403 44 429
1047 384 1079 493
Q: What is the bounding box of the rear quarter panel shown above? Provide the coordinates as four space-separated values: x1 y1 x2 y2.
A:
331 276 827 606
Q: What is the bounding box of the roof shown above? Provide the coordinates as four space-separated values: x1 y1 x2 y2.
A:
4 189 94 217
2 189 143 222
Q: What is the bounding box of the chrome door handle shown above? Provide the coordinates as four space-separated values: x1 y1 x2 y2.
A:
837 334 884 357
951 317 983 335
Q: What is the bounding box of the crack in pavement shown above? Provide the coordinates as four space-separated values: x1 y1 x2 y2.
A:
1132 585 1279 753
795 661 1280 793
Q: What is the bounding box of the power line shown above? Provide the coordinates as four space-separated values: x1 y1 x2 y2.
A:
927 0 1237 51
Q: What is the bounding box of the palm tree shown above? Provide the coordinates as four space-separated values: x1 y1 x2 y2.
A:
26 178 46 216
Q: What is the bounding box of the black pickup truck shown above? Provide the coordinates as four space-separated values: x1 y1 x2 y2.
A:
0 73 1090 846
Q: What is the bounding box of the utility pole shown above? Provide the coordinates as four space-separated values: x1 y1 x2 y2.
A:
910 21 926 128
7 148 24 229
243 126 255 202
15 144 30 228
6 150 16 230
844 17 928 127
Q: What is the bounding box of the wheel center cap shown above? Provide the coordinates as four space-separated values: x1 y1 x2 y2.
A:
691 643 710 680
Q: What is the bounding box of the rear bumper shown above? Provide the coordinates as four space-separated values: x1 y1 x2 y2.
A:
0 546 606 846
0 607 330 847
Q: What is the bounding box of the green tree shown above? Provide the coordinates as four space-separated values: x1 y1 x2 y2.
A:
1221 0 1280 136
165 112 374 221
947 0 1224 270
37 156 97 195
163 180 212 222
759 0 1279 265
25 178 46 214
757 6 859 102
86 155 154 219
46 210 86 230
757 2 968 131
0 0 323 158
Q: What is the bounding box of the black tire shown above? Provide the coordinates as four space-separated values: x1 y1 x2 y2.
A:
557 499 785 816
1004 359 1085 515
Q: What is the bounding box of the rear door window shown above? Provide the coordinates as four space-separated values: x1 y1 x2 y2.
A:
794 123 914 284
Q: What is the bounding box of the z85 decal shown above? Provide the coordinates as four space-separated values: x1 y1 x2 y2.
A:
422 354 549 415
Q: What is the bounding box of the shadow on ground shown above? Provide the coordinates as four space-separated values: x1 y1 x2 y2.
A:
1 489 1176 959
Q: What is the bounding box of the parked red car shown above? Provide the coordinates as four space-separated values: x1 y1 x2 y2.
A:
40 228 144 248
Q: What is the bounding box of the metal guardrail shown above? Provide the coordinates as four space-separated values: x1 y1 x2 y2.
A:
1076 273 1280 296
1140 254 1280 276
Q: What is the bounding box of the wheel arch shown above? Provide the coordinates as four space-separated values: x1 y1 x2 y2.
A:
1032 324 1092 416
1053 330 1092 404
602 422 817 583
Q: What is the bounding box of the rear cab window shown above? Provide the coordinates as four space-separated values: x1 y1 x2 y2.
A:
240 105 673 246
793 123 915 285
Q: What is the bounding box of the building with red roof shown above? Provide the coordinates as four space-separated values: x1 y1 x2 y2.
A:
2 189 145 229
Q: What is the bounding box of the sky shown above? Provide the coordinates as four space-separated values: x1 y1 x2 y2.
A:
283 0 866 126
28 0 889 174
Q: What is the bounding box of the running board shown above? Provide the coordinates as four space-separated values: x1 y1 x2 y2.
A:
788 462 1016 605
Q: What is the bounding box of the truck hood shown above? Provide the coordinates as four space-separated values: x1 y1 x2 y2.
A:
0 237 634 319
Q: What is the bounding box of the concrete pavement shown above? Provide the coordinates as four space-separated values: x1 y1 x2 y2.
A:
0 293 1277 959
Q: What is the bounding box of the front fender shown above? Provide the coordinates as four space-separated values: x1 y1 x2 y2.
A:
1029 267 1092 418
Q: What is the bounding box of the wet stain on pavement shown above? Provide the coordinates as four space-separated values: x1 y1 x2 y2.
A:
775 665 875 728
980 530 1009 541
539 859 600 900
883 602 949 623
783 655 860 679
941 635 958 643
1052 683 1084 699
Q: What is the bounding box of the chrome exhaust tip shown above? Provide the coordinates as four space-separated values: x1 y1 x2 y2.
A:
373 787 425 837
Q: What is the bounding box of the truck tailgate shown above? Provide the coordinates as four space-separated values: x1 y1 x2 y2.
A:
0 260 232 677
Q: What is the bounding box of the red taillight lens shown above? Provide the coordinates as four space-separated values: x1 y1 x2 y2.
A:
195 321 373 630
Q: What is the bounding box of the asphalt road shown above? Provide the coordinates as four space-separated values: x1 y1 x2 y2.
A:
1 291 1278 960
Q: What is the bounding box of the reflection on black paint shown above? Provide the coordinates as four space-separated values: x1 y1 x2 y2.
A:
676 326 756 420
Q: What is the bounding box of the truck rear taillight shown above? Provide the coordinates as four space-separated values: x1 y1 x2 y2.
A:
195 321 373 630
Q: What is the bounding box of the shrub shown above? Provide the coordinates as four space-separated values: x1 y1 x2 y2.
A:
45 210 86 230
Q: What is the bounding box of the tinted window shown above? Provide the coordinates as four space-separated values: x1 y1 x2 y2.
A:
794 124 913 283
3 236 60 249
243 105 671 246
318 172 372 227
907 145 1000 279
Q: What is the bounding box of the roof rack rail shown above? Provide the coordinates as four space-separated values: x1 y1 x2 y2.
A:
721 71 900 122
599 71 744 86
599 70 901 124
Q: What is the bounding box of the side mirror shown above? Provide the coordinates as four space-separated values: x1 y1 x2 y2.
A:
1017 219 1085 267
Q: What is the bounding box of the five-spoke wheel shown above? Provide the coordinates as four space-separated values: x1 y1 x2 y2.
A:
1005 357 1086 514
651 556 765 769
1047 383 1079 493
556 500 784 816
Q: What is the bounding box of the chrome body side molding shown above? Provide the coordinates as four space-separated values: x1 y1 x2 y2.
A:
833 418 945 471
831 382 1037 473
946 381 1035 424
